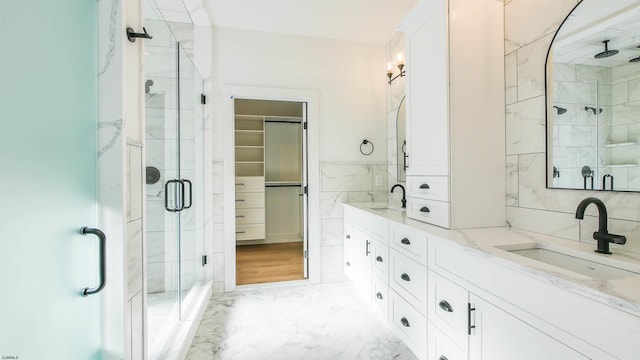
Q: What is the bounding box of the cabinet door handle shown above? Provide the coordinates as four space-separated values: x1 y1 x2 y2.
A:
400 317 410 327
236 215 245 218
376 292 383 300
401 273 411 281
366 240 371 256
346 234 350 239
236 231 245 234
468 303 476 335
420 206 430 213
439 356 448 360
376 256 383 262
400 237 410 245
346 261 351 267
419 183 430 189
439 300 453 312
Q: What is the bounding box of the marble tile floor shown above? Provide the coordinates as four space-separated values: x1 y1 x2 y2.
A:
185 281 419 360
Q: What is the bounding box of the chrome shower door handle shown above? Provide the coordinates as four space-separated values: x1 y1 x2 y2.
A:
80 227 106 297
182 179 193 209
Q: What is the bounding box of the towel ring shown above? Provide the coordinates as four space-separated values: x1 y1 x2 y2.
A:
360 139 374 155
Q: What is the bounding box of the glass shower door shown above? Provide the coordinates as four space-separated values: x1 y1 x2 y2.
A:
0 0 101 358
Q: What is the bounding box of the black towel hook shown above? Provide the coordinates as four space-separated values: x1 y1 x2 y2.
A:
126 27 153 43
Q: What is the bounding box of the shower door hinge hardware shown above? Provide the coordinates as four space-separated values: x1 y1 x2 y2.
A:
304 250 308 259
126 27 153 43
202 255 208 267
201 94 206 105
303 122 307 130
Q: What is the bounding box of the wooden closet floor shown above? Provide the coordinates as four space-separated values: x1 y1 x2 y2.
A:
236 242 305 285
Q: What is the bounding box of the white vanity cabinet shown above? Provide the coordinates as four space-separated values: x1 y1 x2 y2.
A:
399 0 505 229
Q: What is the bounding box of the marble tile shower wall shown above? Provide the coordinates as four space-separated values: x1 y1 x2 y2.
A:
610 63 640 189
505 0 640 254
386 32 406 210
320 163 388 282
551 64 611 189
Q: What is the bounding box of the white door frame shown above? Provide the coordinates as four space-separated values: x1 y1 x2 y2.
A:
222 86 320 291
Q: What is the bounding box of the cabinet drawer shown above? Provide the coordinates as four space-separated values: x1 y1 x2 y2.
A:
235 223 265 241
372 239 389 279
372 275 389 320
390 249 428 314
407 197 450 228
235 192 265 208
429 270 469 348
407 176 449 202
390 223 428 265
235 176 264 192
235 208 265 225
390 290 427 359
428 322 467 360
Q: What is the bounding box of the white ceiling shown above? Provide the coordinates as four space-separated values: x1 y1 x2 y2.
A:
204 0 418 45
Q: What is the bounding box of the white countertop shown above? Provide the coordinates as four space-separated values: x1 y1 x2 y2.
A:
346 202 640 317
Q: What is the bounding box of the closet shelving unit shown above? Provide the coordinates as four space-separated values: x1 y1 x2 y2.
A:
234 114 304 245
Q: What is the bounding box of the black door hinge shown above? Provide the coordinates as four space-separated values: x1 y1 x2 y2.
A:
304 185 308 195
303 121 307 130
201 94 206 104
201 254 207 266
304 250 308 259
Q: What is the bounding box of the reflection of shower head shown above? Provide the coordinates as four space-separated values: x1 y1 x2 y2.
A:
595 40 619 59
145 79 154 94
584 106 603 115
553 105 567 115
631 45 640 63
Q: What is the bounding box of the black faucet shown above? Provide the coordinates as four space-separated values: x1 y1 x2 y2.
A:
390 184 406 208
575 197 626 254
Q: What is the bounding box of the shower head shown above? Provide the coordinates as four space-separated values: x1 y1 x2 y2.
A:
553 105 567 115
631 46 640 63
595 40 619 59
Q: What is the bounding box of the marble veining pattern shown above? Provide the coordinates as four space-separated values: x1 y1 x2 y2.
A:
186 282 418 360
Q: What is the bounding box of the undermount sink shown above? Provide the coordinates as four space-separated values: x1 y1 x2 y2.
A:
368 205 404 212
501 245 639 281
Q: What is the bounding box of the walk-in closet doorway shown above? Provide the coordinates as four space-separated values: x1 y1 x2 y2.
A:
233 99 309 285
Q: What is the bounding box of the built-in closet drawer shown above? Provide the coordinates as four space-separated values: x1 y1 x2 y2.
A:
428 322 467 360
407 176 449 202
235 192 265 208
235 208 265 225
235 224 266 241
428 270 469 347
372 239 389 279
389 289 427 359
372 275 389 319
390 249 428 314
407 197 450 228
235 176 264 193
390 223 428 265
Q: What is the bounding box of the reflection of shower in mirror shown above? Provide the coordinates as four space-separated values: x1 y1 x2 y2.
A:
553 105 567 115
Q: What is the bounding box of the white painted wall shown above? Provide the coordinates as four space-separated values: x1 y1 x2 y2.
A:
212 27 387 163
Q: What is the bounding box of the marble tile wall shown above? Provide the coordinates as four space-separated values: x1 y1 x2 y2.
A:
505 0 640 255
386 32 407 209
551 64 611 189
320 163 388 281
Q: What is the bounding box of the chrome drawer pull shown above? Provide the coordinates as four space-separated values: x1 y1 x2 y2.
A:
346 261 351 267
400 237 410 245
346 234 351 239
420 206 430 213
376 256 383 262
376 292 383 300
439 356 448 360
400 317 410 327
419 183 430 189
439 300 453 312
401 273 411 281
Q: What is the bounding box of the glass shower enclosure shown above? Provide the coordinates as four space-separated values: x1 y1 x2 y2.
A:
144 1 206 356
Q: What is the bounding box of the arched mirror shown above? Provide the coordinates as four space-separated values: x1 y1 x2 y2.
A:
397 95 407 182
546 0 640 191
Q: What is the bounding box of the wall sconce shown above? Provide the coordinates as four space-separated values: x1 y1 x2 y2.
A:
387 53 406 85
